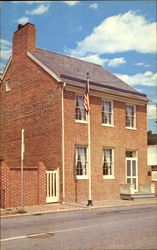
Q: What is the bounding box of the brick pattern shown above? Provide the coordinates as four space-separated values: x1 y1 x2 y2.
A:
63 91 149 202
0 161 46 208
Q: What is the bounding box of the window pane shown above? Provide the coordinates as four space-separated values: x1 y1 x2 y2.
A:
127 178 131 184
127 160 131 176
132 178 136 189
104 101 111 112
132 160 136 176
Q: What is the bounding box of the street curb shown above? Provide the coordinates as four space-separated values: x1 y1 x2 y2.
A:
1 200 157 219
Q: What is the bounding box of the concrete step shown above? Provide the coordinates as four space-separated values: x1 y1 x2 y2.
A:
120 193 156 200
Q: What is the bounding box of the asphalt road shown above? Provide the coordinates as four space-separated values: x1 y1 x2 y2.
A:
1 204 157 250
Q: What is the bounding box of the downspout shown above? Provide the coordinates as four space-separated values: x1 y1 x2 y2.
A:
61 82 66 204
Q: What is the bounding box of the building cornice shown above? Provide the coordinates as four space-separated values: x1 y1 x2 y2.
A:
65 82 149 106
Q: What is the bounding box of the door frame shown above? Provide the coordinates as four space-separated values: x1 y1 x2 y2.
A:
126 157 138 192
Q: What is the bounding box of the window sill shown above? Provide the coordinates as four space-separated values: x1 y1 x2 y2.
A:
103 176 115 180
75 120 88 124
6 89 11 92
126 127 137 130
102 124 114 127
76 176 89 180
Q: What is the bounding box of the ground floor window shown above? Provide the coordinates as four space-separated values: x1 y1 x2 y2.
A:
76 146 88 178
103 148 114 178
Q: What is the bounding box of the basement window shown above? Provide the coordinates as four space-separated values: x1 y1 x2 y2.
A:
6 80 11 91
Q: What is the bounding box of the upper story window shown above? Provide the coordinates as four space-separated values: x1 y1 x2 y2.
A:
76 146 88 179
75 95 87 122
103 148 114 178
6 79 11 91
102 100 113 126
126 104 136 129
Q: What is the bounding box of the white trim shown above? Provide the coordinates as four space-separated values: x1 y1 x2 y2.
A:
1 57 12 80
76 176 89 180
126 127 137 130
103 176 115 180
27 51 62 83
102 124 114 128
75 120 88 124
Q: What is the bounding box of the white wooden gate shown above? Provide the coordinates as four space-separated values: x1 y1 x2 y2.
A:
46 169 59 203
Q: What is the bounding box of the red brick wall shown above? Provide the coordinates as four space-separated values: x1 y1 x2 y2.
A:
0 40 62 171
0 23 62 207
63 90 148 202
0 161 46 208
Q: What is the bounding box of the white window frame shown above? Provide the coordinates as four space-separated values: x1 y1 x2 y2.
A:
6 79 11 91
103 148 115 179
75 95 87 123
75 146 88 179
126 104 136 129
102 100 114 127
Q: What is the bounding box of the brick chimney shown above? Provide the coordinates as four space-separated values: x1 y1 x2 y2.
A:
12 23 36 57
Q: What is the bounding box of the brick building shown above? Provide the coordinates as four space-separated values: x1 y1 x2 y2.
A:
0 23 151 208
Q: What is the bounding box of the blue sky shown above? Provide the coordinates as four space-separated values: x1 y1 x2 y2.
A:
1 1 157 132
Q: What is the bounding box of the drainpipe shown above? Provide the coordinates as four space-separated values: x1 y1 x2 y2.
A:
61 82 66 204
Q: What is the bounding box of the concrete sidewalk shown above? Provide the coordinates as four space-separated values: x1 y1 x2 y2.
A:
1 198 157 218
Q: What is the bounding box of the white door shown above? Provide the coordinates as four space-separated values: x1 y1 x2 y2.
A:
126 158 138 192
46 169 59 203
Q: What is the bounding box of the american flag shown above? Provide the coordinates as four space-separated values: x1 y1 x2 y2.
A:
83 73 90 112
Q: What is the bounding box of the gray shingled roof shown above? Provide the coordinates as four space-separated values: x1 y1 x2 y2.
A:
29 48 148 100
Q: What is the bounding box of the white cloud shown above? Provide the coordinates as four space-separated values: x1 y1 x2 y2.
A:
17 16 29 24
0 62 6 73
0 39 12 60
26 4 49 15
147 105 157 119
12 1 50 4
69 53 126 67
63 1 79 6
0 39 12 46
89 3 98 9
0 49 12 60
115 71 157 87
134 62 150 67
74 54 107 66
69 11 156 57
107 57 126 67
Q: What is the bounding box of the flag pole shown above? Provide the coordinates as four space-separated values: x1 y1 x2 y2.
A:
86 73 93 206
